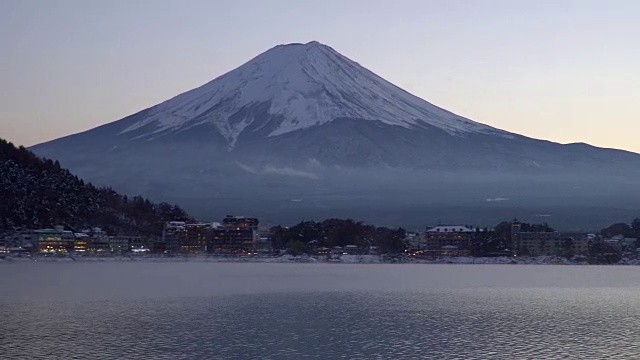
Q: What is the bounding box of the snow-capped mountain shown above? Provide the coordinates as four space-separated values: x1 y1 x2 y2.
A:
119 41 505 147
31 41 640 229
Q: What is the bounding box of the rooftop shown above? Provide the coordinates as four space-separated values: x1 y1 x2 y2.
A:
427 226 475 233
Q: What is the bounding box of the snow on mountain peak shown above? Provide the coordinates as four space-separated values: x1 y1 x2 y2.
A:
120 41 503 146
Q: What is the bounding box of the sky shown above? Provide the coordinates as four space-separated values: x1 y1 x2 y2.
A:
1 0 639 152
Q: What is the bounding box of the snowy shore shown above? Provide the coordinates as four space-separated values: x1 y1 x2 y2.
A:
0 254 632 265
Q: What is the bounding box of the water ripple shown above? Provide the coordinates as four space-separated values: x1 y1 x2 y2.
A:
3 289 640 359
4 264 640 359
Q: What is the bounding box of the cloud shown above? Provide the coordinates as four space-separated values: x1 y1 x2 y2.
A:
263 165 319 179
307 157 322 167
486 197 509 202
236 163 319 179
236 163 260 175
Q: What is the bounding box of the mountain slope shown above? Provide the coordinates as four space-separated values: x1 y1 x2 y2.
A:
1 138 191 233
115 41 506 147
30 41 640 229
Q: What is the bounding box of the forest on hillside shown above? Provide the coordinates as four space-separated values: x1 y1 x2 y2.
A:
0 138 191 234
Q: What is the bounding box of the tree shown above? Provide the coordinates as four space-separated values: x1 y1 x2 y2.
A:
601 223 632 238
287 240 309 256
561 238 574 258
632 218 640 238
494 222 512 241
0 137 193 234
589 242 622 264
268 218 407 254
374 227 406 254
269 225 287 250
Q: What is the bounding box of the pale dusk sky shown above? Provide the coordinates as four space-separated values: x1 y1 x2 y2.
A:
1 0 638 152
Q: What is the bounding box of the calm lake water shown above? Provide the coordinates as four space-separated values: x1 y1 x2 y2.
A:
2 262 640 359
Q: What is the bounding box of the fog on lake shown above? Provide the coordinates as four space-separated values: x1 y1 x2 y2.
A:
2 262 640 359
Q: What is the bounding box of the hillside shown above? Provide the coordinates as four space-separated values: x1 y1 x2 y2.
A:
0 138 190 234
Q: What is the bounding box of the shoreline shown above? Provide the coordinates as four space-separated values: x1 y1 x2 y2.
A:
1 254 636 265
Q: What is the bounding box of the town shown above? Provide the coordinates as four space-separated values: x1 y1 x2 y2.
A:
1 215 638 264
0 215 265 256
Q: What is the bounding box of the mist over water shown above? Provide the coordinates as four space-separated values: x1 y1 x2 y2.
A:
3 263 640 358
168 170 640 230
30 112 640 232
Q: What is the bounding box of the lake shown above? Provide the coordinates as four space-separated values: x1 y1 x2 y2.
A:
2 262 640 359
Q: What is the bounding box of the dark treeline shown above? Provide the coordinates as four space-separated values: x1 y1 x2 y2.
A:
601 219 640 239
269 218 406 254
596 219 640 263
0 138 191 235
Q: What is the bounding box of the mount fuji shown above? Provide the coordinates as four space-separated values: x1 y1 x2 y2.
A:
31 41 640 229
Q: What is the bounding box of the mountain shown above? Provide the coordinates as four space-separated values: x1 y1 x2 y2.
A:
30 41 640 229
1 138 191 233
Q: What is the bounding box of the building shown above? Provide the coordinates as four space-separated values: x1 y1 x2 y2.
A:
208 226 255 253
109 236 131 253
84 228 110 252
223 215 259 251
73 233 89 252
35 227 75 253
181 223 211 253
207 223 229 253
516 231 558 256
207 216 260 253
223 227 256 251
603 235 637 253
405 232 425 250
1 230 35 249
130 236 152 252
161 221 186 253
343 244 359 254
424 225 475 250
223 215 259 231
515 231 591 256
571 237 591 255
153 216 261 254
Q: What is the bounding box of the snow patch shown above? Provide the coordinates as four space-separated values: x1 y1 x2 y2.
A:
237 162 319 179
486 197 509 202
263 165 319 179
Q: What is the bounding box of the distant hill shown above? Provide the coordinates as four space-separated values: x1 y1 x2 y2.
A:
0 138 191 234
